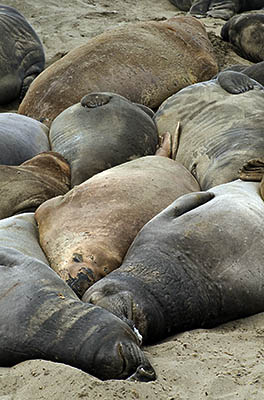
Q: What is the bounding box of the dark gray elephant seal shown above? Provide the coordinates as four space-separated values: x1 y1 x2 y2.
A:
49 92 158 187
0 5 45 104
0 213 155 381
221 13 264 62
170 0 264 19
83 179 264 343
220 61 264 87
154 71 264 190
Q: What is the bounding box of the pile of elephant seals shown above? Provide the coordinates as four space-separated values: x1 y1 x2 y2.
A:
83 179 264 343
221 12 264 63
0 213 155 381
169 0 264 20
154 70 264 190
49 92 158 187
0 113 50 165
35 155 200 298
18 15 218 126
0 5 45 105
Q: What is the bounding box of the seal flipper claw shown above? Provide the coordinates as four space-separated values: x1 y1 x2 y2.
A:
218 71 263 94
127 364 156 382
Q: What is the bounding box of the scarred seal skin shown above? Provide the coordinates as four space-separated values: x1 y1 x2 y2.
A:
0 152 70 219
221 13 264 63
49 92 159 187
18 16 218 127
154 71 264 190
83 180 264 343
35 155 200 298
0 5 45 104
169 0 264 20
0 213 155 381
0 113 50 165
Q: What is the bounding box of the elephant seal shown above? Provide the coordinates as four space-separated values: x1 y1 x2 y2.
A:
170 0 264 19
0 113 50 165
18 16 218 126
154 71 264 190
0 5 45 104
221 13 264 62
83 179 264 343
0 152 70 219
220 61 264 87
49 92 158 187
35 155 200 298
0 214 155 381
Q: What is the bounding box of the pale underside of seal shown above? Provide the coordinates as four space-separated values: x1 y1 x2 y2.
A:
35 155 200 298
18 16 218 127
83 180 264 344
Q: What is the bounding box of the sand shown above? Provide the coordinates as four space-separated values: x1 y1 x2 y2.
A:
1 0 263 399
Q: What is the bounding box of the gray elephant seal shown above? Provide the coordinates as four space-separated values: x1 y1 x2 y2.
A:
0 113 50 165
154 71 264 190
170 0 264 19
83 179 264 343
0 213 155 381
49 92 159 187
220 62 264 87
221 13 264 62
0 5 45 104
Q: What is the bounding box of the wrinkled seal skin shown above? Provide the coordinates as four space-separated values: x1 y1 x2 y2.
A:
0 152 70 219
49 92 159 187
18 16 218 127
220 61 264 87
170 0 264 19
0 5 45 104
0 213 156 381
0 113 50 165
84 180 264 343
35 156 200 298
221 13 264 62
154 71 264 190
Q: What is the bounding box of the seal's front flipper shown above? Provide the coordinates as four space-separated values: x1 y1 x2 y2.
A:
162 191 214 220
239 159 264 182
217 71 263 94
189 0 210 17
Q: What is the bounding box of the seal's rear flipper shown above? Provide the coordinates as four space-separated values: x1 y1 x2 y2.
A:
239 159 264 182
162 191 214 219
217 71 263 94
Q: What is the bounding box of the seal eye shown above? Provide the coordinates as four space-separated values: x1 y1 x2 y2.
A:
72 253 83 263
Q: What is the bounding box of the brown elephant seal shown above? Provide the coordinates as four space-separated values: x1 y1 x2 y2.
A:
0 214 155 381
18 16 218 126
49 92 158 187
83 179 264 343
154 70 264 190
170 0 264 20
0 152 70 219
221 13 264 62
0 113 50 165
0 5 45 104
35 155 200 298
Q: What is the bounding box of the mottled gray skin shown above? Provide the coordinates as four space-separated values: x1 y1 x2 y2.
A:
170 0 264 19
0 213 155 381
0 113 50 165
154 71 264 190
84 180 264 343
221 13 264 62
0 5 45 105
49 92 159 187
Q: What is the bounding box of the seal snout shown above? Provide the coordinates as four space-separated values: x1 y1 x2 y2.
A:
67 267 96 298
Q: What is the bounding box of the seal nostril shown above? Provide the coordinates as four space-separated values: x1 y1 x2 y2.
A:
72 253 83 262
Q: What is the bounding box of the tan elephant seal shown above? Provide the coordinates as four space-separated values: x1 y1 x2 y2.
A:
18 16 218 127
35 155 200 297
0 152 70 219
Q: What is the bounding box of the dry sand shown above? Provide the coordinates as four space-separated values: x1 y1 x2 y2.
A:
1 0 263 399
